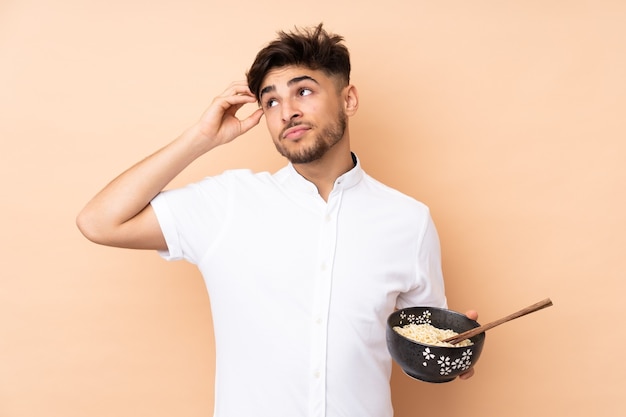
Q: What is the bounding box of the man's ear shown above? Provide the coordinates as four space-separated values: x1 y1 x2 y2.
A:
343 84 359 116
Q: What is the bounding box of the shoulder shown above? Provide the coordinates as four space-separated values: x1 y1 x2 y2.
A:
359 172 430 213
194 169 277 190
156 169 279 207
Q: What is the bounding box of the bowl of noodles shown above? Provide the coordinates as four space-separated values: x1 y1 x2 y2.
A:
386 306 485 383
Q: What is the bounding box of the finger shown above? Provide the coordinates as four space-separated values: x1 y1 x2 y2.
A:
219 81 256 99
214 93 258 114
465 310 478 320
458 367 474 380
238 108 264 134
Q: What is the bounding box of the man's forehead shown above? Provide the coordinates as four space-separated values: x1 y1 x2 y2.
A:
259 66 324 97
262 66 321 84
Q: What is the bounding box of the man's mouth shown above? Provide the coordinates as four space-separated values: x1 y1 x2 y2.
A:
282 124 311 140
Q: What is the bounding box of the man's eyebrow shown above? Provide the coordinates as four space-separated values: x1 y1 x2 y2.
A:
288 75 319 86
259 85 275 99
259 75 320 99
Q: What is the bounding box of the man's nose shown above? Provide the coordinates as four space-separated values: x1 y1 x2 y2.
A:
281 99 302 122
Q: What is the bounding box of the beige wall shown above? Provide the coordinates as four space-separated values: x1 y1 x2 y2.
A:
2 1 624 416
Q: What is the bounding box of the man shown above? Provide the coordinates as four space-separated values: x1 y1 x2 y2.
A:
77 23 475 417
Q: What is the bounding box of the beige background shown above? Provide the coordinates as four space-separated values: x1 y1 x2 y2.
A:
2 0 624 416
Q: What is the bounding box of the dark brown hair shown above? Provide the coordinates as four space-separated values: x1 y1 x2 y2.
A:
246 23 351 102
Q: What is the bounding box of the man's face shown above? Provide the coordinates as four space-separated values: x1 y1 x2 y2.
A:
259 65 347 164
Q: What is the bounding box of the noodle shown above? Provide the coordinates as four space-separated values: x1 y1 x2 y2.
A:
393 323 474 347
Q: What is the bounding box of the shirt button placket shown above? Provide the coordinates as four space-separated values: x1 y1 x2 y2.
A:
309 196 341 417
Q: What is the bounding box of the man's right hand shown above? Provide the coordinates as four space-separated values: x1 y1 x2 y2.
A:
76 81 264 250
194 81 264 153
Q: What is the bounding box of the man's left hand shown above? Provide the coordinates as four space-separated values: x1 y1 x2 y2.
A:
458 309 478 380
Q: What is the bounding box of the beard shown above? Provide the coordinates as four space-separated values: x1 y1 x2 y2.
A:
274 109 347 164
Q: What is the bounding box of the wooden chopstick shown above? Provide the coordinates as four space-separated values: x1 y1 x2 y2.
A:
442 298 553 345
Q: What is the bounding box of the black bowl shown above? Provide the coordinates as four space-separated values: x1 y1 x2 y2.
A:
386 306 486 383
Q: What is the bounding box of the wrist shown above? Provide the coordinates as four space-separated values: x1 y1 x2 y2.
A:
178 124 219 158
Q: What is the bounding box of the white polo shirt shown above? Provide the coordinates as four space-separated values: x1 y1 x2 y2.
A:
150 155 447 417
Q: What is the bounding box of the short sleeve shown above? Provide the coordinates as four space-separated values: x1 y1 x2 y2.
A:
396 211 448 309
150 192 184 261
148 173 233 264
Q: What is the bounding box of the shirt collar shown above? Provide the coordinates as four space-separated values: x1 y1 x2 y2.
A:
276 153 364 194
332 152 363 190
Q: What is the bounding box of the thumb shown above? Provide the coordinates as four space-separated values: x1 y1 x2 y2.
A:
464 310 478 321
239 108 264 135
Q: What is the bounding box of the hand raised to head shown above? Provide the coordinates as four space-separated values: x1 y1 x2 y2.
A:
195 81 264 151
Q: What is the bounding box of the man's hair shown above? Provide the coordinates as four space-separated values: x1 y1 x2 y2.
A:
246 23 351 102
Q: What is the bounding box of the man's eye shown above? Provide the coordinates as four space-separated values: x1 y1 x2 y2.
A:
299 88 312 97
265 99 278 108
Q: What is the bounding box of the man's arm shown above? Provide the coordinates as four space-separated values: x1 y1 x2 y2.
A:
76 81 264 250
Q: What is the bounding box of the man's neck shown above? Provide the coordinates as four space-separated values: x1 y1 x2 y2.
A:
293 142 354 202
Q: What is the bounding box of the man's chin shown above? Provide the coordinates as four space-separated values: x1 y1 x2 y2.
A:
285 154 321 165
277 144 326 165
